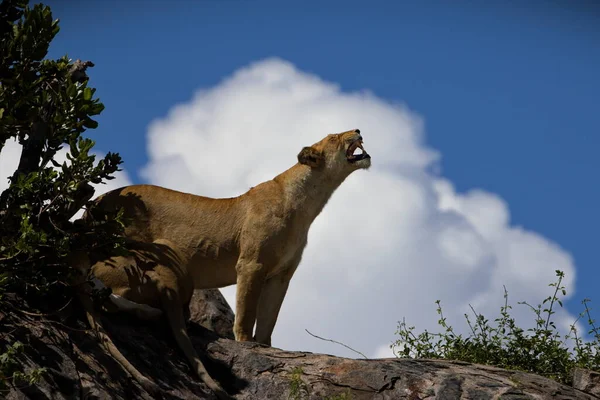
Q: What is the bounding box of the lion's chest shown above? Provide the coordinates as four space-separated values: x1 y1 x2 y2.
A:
265 226 308 279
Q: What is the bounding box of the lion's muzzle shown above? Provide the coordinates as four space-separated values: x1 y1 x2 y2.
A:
346 138 370 163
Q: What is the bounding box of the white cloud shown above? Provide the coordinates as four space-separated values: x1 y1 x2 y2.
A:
141 58 579 358
0 138 22 192
4 58 578 360
0 138 132 213
373 343 396 359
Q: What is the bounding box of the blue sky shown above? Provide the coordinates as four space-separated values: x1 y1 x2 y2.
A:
34 0 600 351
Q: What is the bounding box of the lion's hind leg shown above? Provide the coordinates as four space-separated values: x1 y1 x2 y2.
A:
155 279 231 400
87 269 164 321
108 293 164 320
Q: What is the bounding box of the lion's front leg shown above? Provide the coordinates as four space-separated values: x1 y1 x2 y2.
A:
254 276 290 346
233 257 266 342
254 261 299 346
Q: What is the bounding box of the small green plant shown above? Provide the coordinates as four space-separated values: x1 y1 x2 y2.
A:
0 341 46 391
393 270 600 385
288 366 310 400
324 391 352 400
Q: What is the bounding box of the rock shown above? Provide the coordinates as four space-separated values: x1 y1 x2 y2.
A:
574 367 600 397
188 289 235 339
2 294 599 400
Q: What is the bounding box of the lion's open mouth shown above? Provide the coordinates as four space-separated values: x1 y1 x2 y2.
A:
346 139 370 163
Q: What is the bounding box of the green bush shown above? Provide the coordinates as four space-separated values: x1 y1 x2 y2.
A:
0 0 124 303
393 270 600 385
0 341 46 391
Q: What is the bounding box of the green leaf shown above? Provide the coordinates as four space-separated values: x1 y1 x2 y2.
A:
83 87 92 101
89 102 105 115
82 118 98 129
66 83 76 98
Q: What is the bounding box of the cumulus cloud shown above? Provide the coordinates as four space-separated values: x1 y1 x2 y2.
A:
141 58 578 358
0 139 22 192
0 138 132 210
3 58 577 360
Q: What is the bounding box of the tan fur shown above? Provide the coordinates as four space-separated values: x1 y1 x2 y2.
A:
76 129 370 398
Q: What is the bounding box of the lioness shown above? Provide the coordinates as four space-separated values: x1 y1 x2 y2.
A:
77 129 370 398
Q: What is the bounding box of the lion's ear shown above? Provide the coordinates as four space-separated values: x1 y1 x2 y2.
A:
297 146 324 168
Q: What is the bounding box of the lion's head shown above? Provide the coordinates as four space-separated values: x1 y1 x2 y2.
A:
297 129 371 174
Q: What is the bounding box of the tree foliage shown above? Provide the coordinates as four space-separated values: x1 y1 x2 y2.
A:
0 0 124 304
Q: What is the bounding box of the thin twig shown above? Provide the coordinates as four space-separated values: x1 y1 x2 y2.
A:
14 297 73 317
305 329 368 359
0 250 22 262
5 300 90 333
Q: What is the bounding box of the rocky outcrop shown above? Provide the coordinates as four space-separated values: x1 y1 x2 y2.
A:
188 289 235 340
574 368 600 397
1 291 598 400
